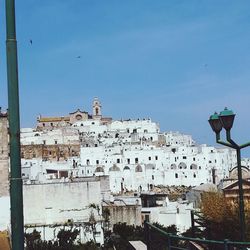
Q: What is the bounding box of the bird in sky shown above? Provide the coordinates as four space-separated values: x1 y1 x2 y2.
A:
76 56 81 59
29 39 33 45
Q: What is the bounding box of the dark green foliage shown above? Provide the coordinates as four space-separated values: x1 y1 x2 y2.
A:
111 222 144 250
24 229 99 250
111 222 178 250
57 229 79 248
113 222 144 241
147 223 178 250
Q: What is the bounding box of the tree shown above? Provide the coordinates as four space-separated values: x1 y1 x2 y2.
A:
57 228 79 248
200 191 250 241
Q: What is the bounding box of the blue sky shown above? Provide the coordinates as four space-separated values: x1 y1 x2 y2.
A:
0 1 250 155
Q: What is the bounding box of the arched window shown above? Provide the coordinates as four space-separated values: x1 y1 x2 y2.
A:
135 164 143 172
95 166 104 173
109 164 120 172
171 164 177 170
190 164 198 170
178 162 187 169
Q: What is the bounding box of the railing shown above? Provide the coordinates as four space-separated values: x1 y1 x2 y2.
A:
144 221 250 250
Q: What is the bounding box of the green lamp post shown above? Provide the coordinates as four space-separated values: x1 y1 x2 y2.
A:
208 108 250 242
5 0 24 249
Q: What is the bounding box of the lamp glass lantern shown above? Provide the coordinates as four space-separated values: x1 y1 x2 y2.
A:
208 112 223 134
219 107 235 131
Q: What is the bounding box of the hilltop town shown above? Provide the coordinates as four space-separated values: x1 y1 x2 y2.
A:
0 98 250 246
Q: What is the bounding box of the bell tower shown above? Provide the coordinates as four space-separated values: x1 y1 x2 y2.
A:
92 97 102 118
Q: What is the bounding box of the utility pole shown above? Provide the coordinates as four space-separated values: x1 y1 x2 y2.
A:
5 0 24 249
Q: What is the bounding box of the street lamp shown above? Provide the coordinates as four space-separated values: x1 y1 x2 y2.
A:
5 0 24 249
208 107 250 242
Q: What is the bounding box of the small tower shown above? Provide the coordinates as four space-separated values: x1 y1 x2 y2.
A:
92 97 102 118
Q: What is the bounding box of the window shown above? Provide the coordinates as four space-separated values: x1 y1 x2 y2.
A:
155 156 158 160
183 156 187 159
135 158 139 164
175 173 178 178
76 114 82 120
117 159 120 163
148 156 151 161
86 159 90 165
127 158 130 164
43 140 46 145
193 157 195 161
152 175 154 180
194 173 196 178
55 140 58 144
96 160 99 164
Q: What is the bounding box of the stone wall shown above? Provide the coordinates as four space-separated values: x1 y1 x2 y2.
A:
103 204 142 227
21 144 80 160
23 179 102 225
0 114 9 197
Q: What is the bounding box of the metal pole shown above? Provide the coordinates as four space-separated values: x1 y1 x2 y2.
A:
236 148 246 242
191 210 195 238
5 0 24 249
224 239 229 250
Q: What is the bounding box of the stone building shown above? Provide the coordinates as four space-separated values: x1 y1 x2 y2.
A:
223 179 250 206
102 196 142 228
20 128 81 161
21 144 80 161
0 110 9 197
36 110 91 131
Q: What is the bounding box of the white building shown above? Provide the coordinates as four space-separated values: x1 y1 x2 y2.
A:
20 98 239 193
